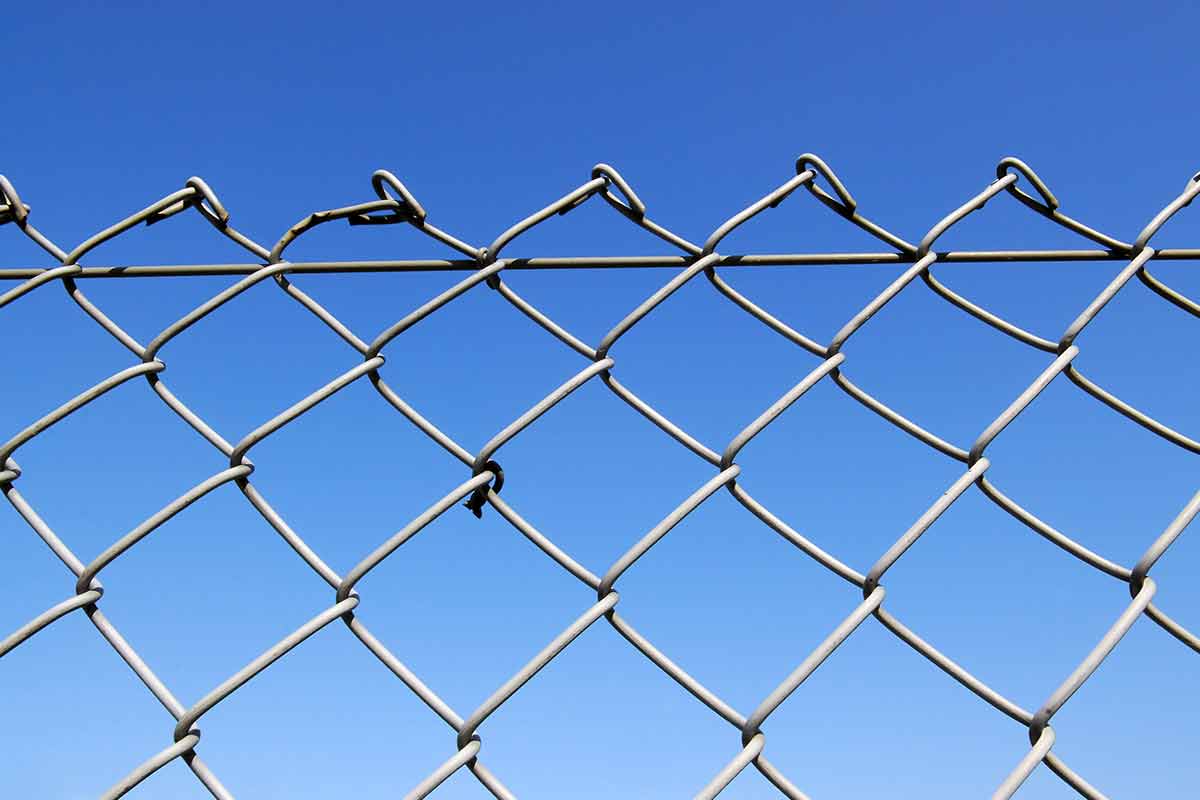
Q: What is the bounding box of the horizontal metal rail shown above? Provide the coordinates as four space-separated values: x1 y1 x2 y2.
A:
2 247 1200 280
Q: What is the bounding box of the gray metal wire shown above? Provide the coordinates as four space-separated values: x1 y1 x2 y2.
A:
1 155 1197 799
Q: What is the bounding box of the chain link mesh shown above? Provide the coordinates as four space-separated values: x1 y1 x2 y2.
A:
1 155 1197 799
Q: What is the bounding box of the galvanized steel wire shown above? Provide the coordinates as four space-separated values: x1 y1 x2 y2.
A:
1 155 1198 799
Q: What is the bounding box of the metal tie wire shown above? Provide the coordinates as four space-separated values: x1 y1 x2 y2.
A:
1 155 1198 799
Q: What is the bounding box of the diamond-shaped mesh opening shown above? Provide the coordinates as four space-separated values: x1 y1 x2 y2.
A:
925 259 1127 340
979 378 1196 558
85 481 333 698
730 376 965 570
364 278 590 451
485 378 715 570
4 378 223 557
763 621 1023 799
458 623 740 799
181 624 466 799
610 487 858 710
1 280 140 425
707 261 916 347
828 275 1058 447
337 503 593 710
70 274 250 350
135 279 371 435
489 265 695 349
1057 270 1200 429
269 270 475 348
228 375 468 574
878 486 1126 697
597 275 825 448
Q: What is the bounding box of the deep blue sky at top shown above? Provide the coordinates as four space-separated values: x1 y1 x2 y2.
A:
2 2 1198 799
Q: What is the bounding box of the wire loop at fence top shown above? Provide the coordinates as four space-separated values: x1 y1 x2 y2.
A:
1 152 1197 800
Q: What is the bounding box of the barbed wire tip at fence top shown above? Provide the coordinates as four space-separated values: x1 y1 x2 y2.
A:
1 153 1198 799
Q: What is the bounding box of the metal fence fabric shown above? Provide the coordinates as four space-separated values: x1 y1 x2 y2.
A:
1 155 1197 799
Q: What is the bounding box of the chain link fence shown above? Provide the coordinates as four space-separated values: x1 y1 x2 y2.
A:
1 155 1197 799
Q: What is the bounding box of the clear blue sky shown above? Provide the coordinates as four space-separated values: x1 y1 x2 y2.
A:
2 2 1198 798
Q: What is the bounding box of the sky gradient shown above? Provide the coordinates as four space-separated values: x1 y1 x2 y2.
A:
2 2 1198 798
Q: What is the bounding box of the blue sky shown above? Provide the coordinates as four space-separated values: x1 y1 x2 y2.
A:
2 2 1198 798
